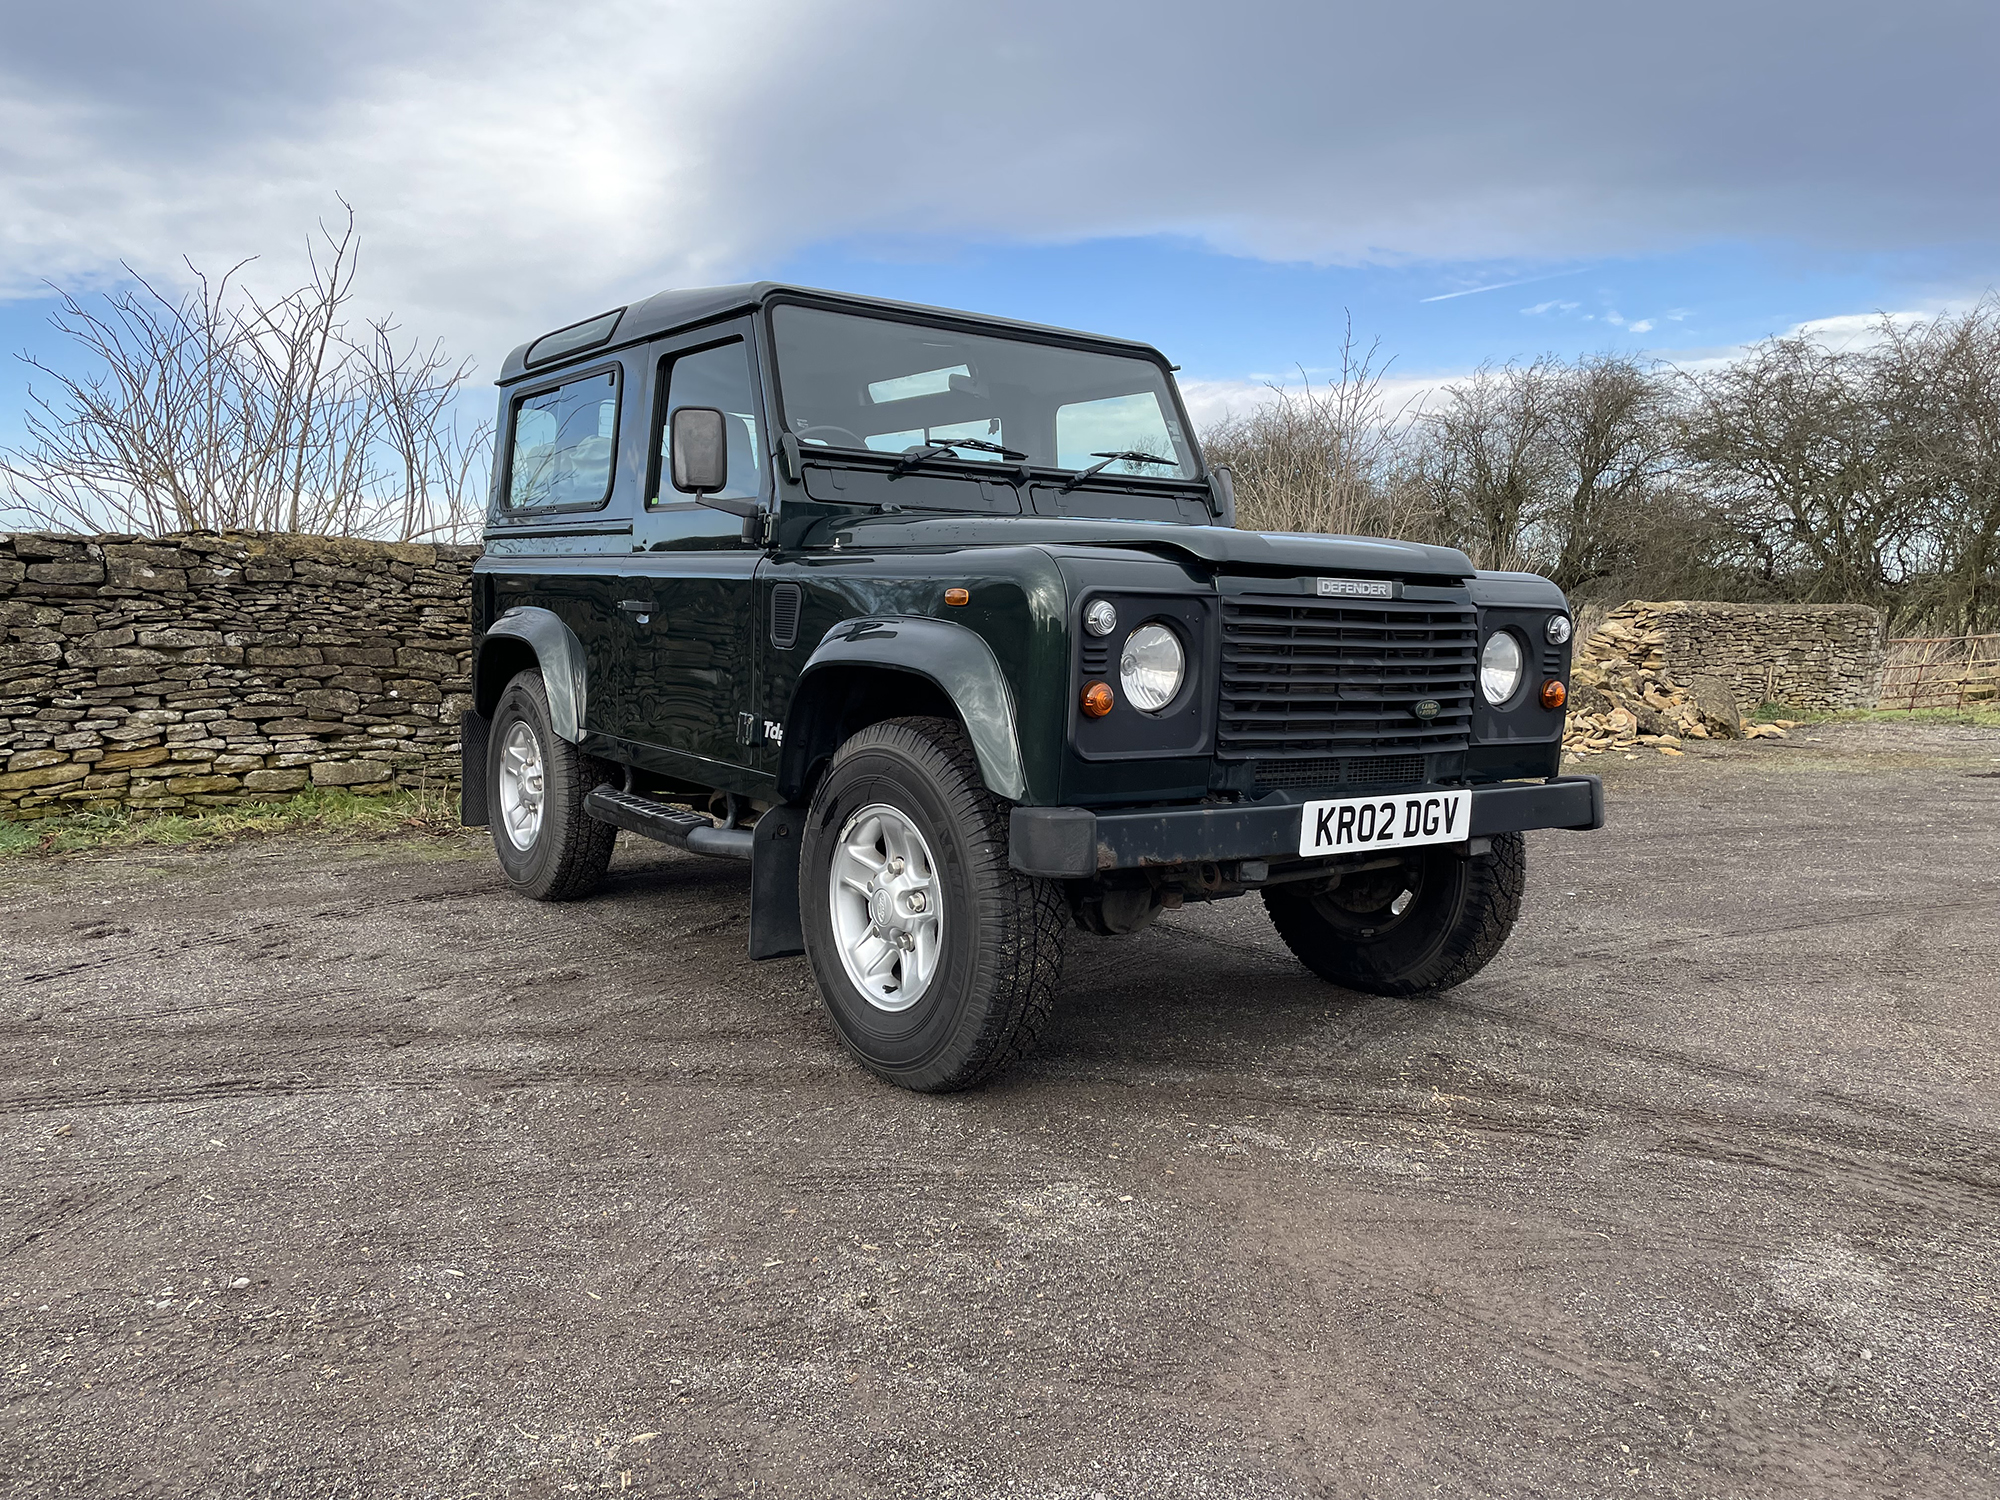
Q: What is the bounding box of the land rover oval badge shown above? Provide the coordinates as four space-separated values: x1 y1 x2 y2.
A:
1412 699 1441 721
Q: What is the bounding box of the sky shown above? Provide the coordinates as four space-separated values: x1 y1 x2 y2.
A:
2 0 1997 443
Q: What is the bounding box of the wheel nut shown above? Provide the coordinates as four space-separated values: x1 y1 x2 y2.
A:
888 857 906 876
907 892 927 913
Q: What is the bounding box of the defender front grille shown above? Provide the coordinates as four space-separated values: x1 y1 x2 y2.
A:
1220 594 1477 759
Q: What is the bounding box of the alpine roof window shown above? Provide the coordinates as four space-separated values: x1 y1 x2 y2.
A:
525 308 624 367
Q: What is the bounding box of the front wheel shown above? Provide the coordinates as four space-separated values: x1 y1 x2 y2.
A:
799 717 1068 1092
1263 832 1526 995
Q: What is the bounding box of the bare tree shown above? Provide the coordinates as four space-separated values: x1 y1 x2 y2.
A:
1405 361 1557 570
1679 333 1906 605
1202 318 1425 539
1538 354 1681 591
1872 300 2000 631
0 206 490 542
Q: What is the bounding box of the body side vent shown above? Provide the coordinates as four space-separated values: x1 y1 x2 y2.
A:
770 582 803 649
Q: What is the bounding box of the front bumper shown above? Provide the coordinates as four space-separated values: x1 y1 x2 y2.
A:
1009 775 1604 879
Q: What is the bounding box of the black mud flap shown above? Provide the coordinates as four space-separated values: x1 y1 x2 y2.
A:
749 803 807 959
459 709 491 826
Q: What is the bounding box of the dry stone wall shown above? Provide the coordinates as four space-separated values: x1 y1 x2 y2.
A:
0 532 478 822
1585 600 1887 712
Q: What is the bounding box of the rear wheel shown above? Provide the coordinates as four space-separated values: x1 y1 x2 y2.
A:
1263 833 1526 995
800 717 1068 1092
486 668 617 902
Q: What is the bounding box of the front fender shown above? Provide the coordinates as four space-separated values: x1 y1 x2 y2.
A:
783 616 1027 801
475 606 589 742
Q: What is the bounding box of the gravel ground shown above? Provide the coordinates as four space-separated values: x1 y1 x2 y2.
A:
3 721 1998 1499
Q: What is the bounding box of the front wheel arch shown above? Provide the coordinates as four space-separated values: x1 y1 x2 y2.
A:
779 617 1028 804
778 663 962 803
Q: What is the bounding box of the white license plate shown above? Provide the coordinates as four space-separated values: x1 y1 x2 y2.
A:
1297 789 1472 857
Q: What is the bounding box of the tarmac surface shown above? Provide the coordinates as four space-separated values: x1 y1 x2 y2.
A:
4 720 1999 1499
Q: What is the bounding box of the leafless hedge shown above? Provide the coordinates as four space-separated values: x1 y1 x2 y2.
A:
1208 300 2000 633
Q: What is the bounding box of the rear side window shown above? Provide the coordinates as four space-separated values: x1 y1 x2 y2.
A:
506 368 619 510
655 340 763 505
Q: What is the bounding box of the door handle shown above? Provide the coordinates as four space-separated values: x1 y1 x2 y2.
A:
618 599 657 613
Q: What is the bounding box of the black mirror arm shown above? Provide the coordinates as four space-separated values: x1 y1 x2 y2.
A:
693 490 759 519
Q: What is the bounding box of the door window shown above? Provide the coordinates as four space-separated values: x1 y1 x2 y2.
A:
656 340 763 504
505 368 619 510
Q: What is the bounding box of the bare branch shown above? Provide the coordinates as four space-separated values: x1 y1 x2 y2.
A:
0 207 489 543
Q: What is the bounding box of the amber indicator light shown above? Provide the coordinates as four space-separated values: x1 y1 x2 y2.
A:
1540 678 1567 710
1081 681 1115 717
944 587 970 606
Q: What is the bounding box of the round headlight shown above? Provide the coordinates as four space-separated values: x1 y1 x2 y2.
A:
1120 623 1185 713
1545 613 1573 645
1084 599 1119 637
1480 631 1524 705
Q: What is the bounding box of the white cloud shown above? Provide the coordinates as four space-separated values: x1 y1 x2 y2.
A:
1787 309 1929 349
1627 318 1654 333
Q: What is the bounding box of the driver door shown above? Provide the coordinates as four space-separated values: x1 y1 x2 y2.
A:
615 320 767 773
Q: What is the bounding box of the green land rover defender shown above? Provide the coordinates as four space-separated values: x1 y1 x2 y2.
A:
463 285 1601 1091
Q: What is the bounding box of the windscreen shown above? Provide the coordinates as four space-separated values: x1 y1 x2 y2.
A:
770 305 1198 482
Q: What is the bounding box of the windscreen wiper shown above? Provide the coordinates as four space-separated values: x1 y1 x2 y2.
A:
887 436 1029 478
886 444 960 479
928 436 1027 460
1059 450 1179 493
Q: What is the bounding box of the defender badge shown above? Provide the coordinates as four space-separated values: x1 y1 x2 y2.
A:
1317 577 1393 599
1412 699 1441 721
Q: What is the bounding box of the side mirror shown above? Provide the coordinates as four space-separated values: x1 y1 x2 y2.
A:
1208 464 1236 525
670 406 728 495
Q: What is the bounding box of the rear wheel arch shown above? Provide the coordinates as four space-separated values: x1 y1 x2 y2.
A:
473 606 589 742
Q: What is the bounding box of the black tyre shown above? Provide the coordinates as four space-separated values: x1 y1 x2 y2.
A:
486 668 618 902
800 716 1068 1092
1263 832 1526 996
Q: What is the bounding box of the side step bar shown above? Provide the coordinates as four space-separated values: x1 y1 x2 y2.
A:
583 786 754 861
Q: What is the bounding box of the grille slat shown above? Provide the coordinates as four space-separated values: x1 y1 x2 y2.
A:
1219 593 1477 760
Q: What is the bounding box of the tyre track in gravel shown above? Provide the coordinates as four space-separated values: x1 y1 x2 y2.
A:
1155 905 2000 1148
4 881 500 988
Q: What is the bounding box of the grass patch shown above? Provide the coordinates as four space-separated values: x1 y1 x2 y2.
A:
0 785 468 859
1749 702 2000 729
